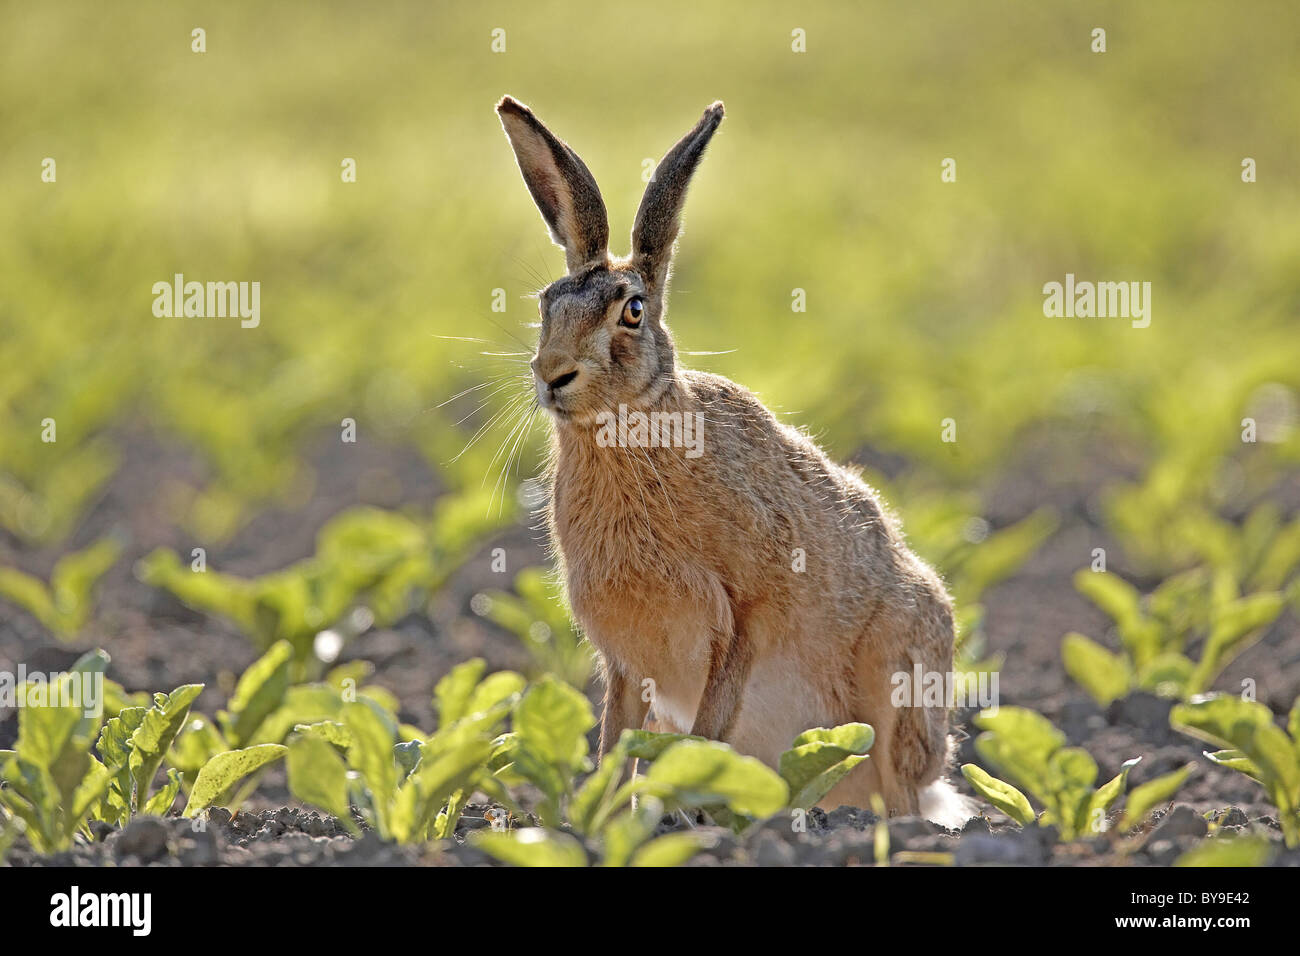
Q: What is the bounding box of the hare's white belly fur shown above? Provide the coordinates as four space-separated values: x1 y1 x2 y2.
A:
721 658 832 765
598 598 834 766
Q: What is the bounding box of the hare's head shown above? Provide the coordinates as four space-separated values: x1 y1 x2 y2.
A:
496 95 723 425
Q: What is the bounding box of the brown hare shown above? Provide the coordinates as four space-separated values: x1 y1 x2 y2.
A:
496 95 970 824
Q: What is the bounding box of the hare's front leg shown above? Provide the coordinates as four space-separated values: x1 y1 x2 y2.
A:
689 629 756 742
598 663 649 761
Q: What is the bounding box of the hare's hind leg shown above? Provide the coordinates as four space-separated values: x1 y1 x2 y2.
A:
885 600 954 795
819 633 920 815
820 607 952 816
820 707 920 815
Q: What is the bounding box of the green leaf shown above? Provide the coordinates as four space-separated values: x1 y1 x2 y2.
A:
325 660 374 692
433 658 487 728
249 683 348 745
639 740 788 818
513 676 595 773
1 759 53 852
2 650 112 849
1204 749 1263 782
960 764 1036 826
128 684 203 811
1148 567 1209 634
1082 756 1141 834
1134 652 1194 698
430 489 516 565
137 548 257 635
1174 835 1274 867
0 814 21 861
1173 694 1300 829
0 567 59 632
0 537 121 638
287 734 357 833
1246 722 1300 813
618 729 705 761
167 714 229 774
142 768 183 816
69 757 112 831
341 698 398 837
182 744 287 817
599 798 663 867
95 705 146 825
1120 763 1195 832
49 536 122 634
1171 695 1277 753
569 753 628 838
1253 519 1300 590
293 720 352 750
223 641 293 747
629 832 714 867
972 706 1064 803
1061 633 1132 706
509 744 569 827
393 740 423 782
1074 570 1153 662
778 722 875 810
465 671 526 718
17 649 110 767
1188 592 1284 694
471 828 588 867
96 707 146 774
433 789 470 840
874 799 890 865
974 706 1065 763
1047 747 1099 838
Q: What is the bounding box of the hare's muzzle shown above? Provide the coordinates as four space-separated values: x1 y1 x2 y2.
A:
532 358 580 412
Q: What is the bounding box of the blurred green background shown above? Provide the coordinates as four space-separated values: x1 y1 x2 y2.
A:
1 0 1299 579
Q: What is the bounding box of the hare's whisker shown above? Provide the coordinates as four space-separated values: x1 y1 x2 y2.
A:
435 374 524 410
481 314 535 353
484 390 536 475
452 389 532 463
488 399 541 515
505 404 542 506
422 368 529 416
512 253 551 291
432 333 520 349
452 384 523 427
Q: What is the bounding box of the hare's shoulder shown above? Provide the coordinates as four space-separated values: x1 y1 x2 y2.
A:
679 369 891 516
679 369 852 483
681 368 836 457
679 369 777 425
678 369 800 462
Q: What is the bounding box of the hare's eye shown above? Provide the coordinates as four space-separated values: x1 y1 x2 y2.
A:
619 296 644 328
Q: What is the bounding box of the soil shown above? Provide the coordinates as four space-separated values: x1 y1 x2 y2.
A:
3 426 1299 866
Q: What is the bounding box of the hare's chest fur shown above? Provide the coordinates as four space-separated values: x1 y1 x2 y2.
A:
549 444 731 690
552 470 837 755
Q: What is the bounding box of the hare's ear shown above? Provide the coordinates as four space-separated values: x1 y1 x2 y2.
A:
496 96 609 273
631 101 724 290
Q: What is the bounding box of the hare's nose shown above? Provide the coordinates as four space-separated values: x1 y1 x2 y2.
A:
547 369 579 392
